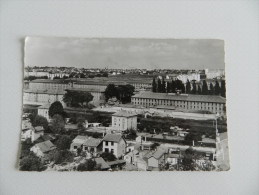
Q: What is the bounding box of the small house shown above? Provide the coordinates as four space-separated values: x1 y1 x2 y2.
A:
70 135 88 153
30 140 56 161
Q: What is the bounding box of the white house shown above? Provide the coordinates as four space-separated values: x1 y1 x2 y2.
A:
112 111 137 131
102 134 127 158
38 104 51 121
30 140 56 160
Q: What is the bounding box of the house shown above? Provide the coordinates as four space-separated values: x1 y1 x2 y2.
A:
30 140 56 161
34 134 56 143
112 111 137 131
126 143 135 153
93 157 110 171
31 126 44 142
70 135 88 153
82 138 102 156
166 153 182 165
37 104 51 121
102 134 127 158
145 149 166 169
21 120 33 141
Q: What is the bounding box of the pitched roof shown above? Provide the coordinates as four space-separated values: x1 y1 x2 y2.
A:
132 91 226 103
112 110 137 118
34 126 44 132
72 135 88 144
107 160 126 166
34 140 56 153
93 157 110 170
103 134 123 143
147 149 166 160
38 104 51 109
66 88 104 93
83 138 101 147
24 89 66 95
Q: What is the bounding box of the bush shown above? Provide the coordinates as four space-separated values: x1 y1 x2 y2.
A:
100 152 116 162
19 153 46 171
49 150 74 164
77 159 96 171
56 135 73 150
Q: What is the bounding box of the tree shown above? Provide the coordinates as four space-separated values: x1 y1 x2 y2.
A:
151 142 160 150
20 139 33 158
50 114 65 134
49 150 74 164
161 77 166 93
209 83 214 95
56 135 72 150
104 84 118 101
197 85 202 94
175 79 182 91
49 101 64 118
166 81 171 93
100 152 116 161
80 73 85 78
184 133 202 146
171 80 176 93
181 83 186 93
220 80 226 97
186 79 191 94
202 80 208 95
19 153 45 171
116 84 135 103
214 80 221 95
32 115 48 130
63 90 93 108
191 80 197 94
77 159 97 171
152 78 157 92
157 78 162 92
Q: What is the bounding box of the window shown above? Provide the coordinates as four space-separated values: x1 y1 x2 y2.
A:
111 149 114 153
84 146 87 150
74 146 77 149
105 148 109 153
105 141 108 146
111 142 114 146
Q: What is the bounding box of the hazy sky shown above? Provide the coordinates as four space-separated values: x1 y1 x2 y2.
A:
25 37 225 69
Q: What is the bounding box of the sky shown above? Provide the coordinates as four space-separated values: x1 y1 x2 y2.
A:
25 37 225 70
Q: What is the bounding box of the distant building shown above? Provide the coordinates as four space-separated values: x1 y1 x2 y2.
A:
28 79 72 91
177 72 201 83
205 69 225 79
23 89 65 105
131 91 226 114
102 134 127 158
112 111 137 131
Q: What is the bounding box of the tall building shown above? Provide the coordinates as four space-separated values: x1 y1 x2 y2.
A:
112 110 138 131
131 91 226 114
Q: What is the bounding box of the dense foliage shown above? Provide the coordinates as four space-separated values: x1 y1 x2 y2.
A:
63 90 93 108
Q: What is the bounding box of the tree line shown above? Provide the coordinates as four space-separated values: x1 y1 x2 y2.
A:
104 84 135 104
152 77 226 97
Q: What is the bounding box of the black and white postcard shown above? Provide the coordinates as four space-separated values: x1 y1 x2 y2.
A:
20 37 230 171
